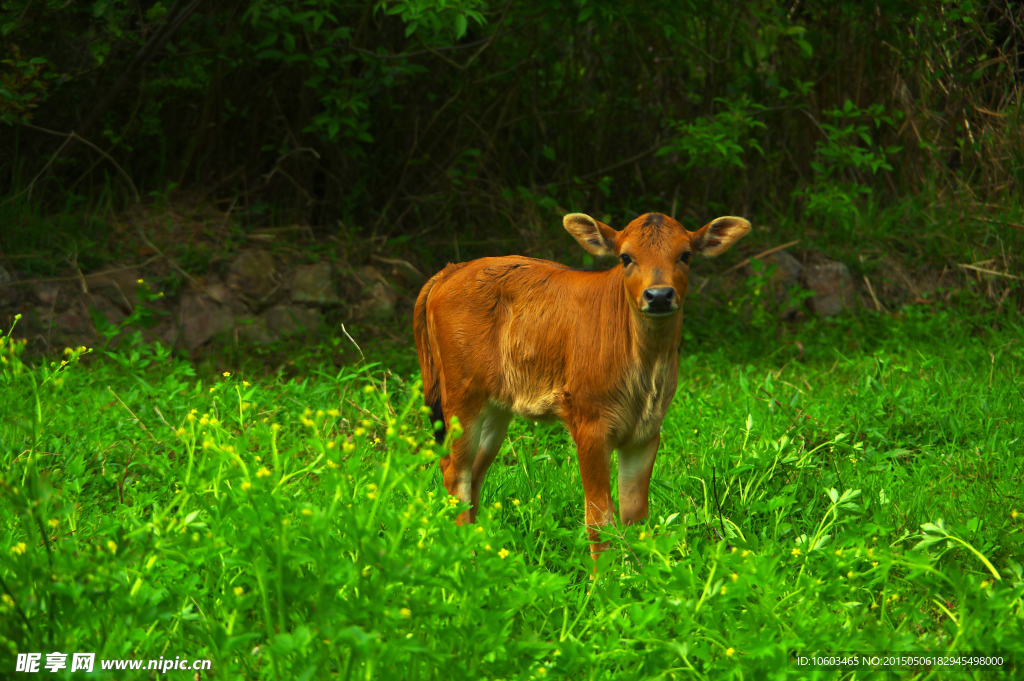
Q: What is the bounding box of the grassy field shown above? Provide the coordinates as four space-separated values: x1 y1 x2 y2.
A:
1 300 1023 679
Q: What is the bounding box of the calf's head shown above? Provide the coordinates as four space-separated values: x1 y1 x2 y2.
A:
564 212 751 318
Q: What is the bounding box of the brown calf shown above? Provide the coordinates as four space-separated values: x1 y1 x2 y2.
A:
413 212 749 560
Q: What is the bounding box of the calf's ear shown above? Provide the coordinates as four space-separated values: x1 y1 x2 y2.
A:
564 213 618 258
690 216 751 257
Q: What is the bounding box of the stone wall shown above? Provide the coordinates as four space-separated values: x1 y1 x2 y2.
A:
0 243 960 355
0 249 415 355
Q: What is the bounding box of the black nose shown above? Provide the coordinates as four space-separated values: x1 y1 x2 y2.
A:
642 287 676 312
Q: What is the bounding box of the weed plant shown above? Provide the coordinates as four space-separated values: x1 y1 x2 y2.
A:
1 306 1022 679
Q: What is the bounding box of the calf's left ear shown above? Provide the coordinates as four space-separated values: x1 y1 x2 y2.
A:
690 216 751 257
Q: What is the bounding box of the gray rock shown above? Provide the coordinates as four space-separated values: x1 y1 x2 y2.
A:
203 278 250 316
803 259 855 317
262 305 321 338
55 307 98 348
179 292 235 350
85 270 142 316
760 249 803 288
145 317 180 349
291 262 339 305
746 248 804 308
354 266 398 319
234 316 274 344
88 295 128 327
0 265 18 308
57 308 90 334
33 282 61 307
227 250 281 311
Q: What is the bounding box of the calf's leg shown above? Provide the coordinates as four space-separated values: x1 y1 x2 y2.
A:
572 423 616 562
617 435 659 525
440 403 482 525
469 406 513 522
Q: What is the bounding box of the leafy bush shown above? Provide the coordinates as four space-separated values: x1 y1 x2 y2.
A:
2 0 1022 250
796 100 903 237
658 98 766 172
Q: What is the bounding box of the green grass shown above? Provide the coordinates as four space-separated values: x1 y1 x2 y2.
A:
1 305 1022 680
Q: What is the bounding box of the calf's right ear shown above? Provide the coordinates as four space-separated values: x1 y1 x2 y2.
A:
564 213 618 258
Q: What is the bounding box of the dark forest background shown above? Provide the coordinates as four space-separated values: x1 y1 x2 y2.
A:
2 0 1023 271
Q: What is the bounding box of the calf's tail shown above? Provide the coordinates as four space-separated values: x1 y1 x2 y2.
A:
414 269 447 445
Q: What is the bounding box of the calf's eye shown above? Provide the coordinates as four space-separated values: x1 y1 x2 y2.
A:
680 251 692 265
620 254 633 267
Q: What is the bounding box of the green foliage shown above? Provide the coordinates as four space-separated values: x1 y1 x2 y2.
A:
813 101 902 179
797 100 903 237
2 307 1023 678
245 2 371 144
0 44 52 124
658 98 766 171
2 0 1021 244
377 0 488 40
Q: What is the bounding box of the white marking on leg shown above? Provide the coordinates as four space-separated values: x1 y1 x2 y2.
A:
472 404 513 488
455 470 471 503
618 438 658 524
